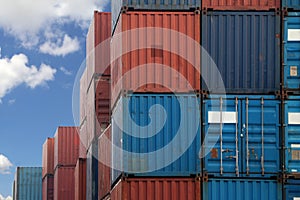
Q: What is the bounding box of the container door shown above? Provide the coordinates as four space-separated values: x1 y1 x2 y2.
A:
203 97 242 176
241 98 280 176
285 98 300 173
284 14 300 89
284 180 300 200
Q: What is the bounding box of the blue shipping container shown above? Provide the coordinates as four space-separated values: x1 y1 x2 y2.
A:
201 11 280 93
283 12 300 90
284 179 300 200
203 178 282 200
283 0 300 10
284 96 300 173
202 95 280 177
14 167 42 200
112 0 201 32
86 140 98 200
111 94 201 183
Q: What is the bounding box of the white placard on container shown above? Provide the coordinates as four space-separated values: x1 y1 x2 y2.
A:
208 111 237 124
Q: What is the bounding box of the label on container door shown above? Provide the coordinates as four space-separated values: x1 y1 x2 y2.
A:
292 151 300 160
208 111 237 123
288 113 300 125
288 29 300 41
294 198 300 200
290 66 298 76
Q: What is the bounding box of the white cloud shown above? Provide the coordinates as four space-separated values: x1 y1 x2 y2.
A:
59 67 72 76
0 0 110 48
0 195 12 200
0 154 13 175
39 34 80 56
0 53 57 100
8 99 16 105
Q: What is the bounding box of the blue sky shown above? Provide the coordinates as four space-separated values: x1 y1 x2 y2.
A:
0 1 110 198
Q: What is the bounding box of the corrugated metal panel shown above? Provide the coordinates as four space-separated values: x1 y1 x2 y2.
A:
98 125 111 199
86 141 98 200
87 78 96 148
15 167 42 200
112 0 201 31
283 0 300 10
74 158 86 200
202 0 280 10
86 77 111 148
79 121 88 158
54 166 75 200
42 138 54 178
42 175 53 200
202 11 280 93
283 12 300 90
111 12 201 107
284 179 300 200
284 96 300 173
111 177 201 200
112 94 201 184
203 179 282 200
80 68 87 123
86 11 111 82
95 78 111 134
203 95 280 177
54 127 80 167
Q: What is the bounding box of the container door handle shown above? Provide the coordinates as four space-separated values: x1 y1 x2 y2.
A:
261 98 265 176
220 97 223 175
235 97 239 176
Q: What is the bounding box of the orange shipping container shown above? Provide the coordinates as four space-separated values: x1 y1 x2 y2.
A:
111 12 201 107
54 166 75 200
74 158 86 200
86 11 111 83
111 177 201 200
98 125 111 199
54 127 80 167
42 175 54 200
42 138 54 177
202 0 280 10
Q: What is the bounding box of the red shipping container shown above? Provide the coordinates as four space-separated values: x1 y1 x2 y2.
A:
74 158 86 200
95 77 110 134
54 166 75 200
111 12 201 107
86 77 111 148
79 121 88 157
86 11 111 82
80 68 87 124
202 0 280 10
42 138 54 177
111 177 201 200
54 127 80 167
42 175 54 200
98 125 111 199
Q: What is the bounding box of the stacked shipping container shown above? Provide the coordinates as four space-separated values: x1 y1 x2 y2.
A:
84 11 112 200
53 127 80 200
41 127 85 200
109 1 202 199
200 1 283 199
42 138 54 200
282 2 300 196
13 167 42 200
38 0 300 199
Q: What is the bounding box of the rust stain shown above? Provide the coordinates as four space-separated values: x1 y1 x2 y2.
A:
211 148 218 158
